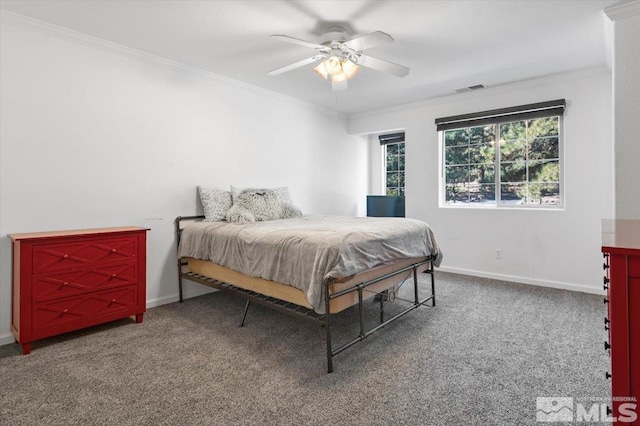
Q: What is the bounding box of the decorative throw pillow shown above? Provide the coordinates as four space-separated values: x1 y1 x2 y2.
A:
197 186 232 222
281 201 303 219
226 189 285 223
230 185 292 205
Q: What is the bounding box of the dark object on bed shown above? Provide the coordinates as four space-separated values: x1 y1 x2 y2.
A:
367 195 405 217
175 215 437 373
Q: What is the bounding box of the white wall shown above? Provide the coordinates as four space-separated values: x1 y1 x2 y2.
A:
350 69 614 293
607 4 640 219
0 21 367 344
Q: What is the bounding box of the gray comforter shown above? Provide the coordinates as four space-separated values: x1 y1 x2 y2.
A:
178 215 442 313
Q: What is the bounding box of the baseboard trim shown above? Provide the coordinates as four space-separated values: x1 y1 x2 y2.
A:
0 332 15 346
146 287 216 309
437 266 603 295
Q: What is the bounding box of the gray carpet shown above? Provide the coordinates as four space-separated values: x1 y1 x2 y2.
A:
0 272 609 425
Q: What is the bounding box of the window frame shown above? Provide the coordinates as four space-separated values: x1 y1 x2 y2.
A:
436 101 565 210
380 133 406 196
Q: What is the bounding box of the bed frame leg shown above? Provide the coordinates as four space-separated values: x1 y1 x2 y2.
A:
325 282 333 373
178 263 184 303
430 261 436 307
379 293 384 324
413 265 419 305
240 300 251 327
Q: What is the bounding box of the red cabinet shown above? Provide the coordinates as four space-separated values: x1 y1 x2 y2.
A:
10 227 148 354
602 219 640 424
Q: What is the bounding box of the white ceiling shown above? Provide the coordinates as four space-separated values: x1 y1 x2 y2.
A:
0 0 619 114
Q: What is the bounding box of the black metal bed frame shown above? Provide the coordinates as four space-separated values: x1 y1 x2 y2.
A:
175 215 436 373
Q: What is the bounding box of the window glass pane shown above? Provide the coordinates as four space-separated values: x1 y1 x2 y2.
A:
387 187 399 196
446 165 469 185
470 184 496 204
398 144 405 155
500 161 526 183
528 183 560 205
500 121 526 140
500 139 526 162
445 146 469 165
386 171 398 187
500 183 527 205
528 117 559 138
471 165 495 184
387 155 399 172
469 144 495 164
386 144 398 155
399 171 405 188
529 160 559 182
529 137 559 160
398 155 405 171
470 125 495 144
445 129 469 147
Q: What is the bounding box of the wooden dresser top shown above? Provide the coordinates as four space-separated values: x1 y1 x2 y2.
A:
602 219 640 251
8 226 149 242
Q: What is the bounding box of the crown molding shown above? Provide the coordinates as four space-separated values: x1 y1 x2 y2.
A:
349 65 611 121
604 1 640 20
0 10 347 120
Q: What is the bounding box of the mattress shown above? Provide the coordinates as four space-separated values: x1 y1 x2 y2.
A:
179 215 442 313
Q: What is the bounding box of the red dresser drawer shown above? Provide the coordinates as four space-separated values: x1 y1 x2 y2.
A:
32 285 138 336
33 262 137 302
628 255 640 278
32 236 138 274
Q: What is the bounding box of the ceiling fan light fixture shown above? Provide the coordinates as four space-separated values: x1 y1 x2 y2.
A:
314 57 360 83
324 56 343 75
341 59 360 79
313 62 329 80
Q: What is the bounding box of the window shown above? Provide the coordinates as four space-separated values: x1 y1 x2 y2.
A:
436 99 565 208
380 132 405 196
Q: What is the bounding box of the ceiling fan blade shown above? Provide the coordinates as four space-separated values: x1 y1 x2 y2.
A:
343 31 394 51
356 54 410 77
270 34 327 51
267 55 325 76
331 79 348 92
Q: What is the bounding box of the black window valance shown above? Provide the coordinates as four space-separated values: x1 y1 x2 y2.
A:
378 132 405 145
435 99 566 131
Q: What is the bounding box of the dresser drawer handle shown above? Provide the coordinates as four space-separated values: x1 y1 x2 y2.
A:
111 299 117 303
62 308 68 314
111 248 117 253
62 282 68 286
111 274 117 278
62 254 69 259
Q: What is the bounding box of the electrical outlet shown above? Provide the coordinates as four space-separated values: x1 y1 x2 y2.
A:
496 249 502 259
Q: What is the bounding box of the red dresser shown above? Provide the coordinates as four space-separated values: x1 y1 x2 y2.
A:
10 226 148 354
602 219 640 424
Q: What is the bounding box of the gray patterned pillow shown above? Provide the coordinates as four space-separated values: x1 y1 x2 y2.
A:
230 185 292 205
197 186 232 222
226 189 283 223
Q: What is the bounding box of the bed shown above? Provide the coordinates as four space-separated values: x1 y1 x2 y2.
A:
176 214 442 372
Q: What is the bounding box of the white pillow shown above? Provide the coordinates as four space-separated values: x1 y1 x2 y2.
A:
230 185 292 204
197 186 232 221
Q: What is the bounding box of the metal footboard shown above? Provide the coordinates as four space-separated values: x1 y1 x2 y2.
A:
175 215 436 373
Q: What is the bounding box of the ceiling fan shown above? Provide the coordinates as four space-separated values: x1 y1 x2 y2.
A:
267 26 409 91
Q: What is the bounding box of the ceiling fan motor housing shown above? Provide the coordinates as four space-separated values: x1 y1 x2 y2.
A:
319 26 351 45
